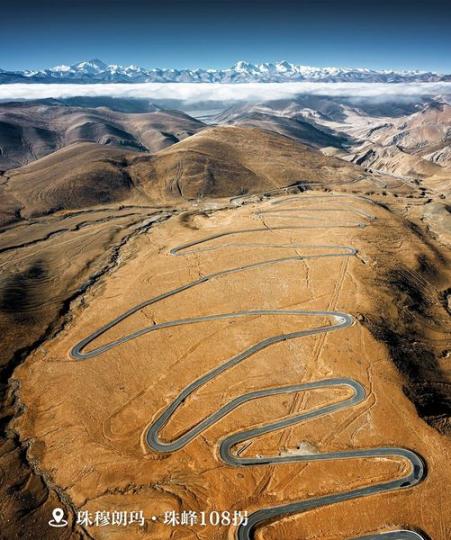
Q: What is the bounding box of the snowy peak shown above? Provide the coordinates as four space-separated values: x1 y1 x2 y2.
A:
1 60 449 84
70 58 108 72
233 61 253 72
275 61 292 72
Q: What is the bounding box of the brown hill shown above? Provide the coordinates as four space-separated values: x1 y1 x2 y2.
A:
351 143 444 179
128 126 370 201
216 104 350 149
0 103 205 170
0 143 144 225
354 102 451 170
370 102 450 154
1 126 399 226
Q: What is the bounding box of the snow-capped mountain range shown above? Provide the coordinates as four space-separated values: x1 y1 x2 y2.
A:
1 59 450 84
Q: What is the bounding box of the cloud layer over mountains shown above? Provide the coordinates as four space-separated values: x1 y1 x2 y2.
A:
1 82 451 104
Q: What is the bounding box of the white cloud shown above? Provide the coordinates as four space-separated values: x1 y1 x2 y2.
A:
1 82 451 103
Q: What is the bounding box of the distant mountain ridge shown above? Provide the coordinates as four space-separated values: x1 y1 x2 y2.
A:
1 59 450 84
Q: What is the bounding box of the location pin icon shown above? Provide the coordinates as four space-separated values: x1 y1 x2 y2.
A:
52 508 64 523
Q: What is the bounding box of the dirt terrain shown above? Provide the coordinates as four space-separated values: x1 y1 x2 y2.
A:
0 102 449 539
2 180 449 538
0 126 377 227
0 102 205 170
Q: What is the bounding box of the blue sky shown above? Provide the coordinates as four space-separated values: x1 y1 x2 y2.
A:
2 0 451 72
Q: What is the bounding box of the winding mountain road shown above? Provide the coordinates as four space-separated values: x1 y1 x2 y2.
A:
70 195 427 540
